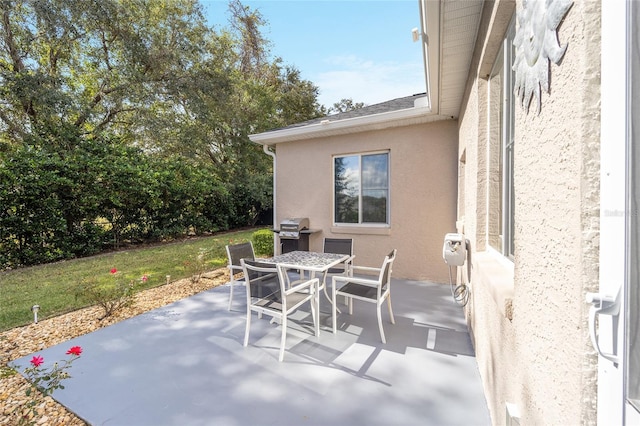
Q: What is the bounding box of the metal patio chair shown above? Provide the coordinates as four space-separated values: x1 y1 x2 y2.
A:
331 249 397 344
225 241 255 310
322 238 355 311
323 238 355 276
241 258 319 362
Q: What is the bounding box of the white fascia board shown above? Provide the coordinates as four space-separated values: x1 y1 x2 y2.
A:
249 104 443 145
421 0 440 116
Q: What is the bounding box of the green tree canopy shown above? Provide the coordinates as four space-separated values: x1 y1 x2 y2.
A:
0 0 210 146
0 0 324 158
328 98 366 115
0 0 326 268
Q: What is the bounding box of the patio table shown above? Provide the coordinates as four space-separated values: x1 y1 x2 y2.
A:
261 250 350 336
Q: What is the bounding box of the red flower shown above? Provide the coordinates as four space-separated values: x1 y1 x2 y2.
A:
66 346 83 356
30 355 44 367
110 268 118 274
141 275 148 283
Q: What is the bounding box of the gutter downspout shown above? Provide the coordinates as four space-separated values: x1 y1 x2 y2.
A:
262 144 277 255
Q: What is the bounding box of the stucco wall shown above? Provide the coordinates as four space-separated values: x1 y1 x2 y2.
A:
458 0 600 424
273 120 458 282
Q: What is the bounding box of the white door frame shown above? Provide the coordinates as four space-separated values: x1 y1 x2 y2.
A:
598 0 639 424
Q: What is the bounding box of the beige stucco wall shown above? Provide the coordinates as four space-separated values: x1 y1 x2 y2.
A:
273 120 458 282
458 0 600 424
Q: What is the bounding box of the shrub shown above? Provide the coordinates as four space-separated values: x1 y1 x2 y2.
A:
77 269 146 319
252 229 273 256
0 135 273 270
184 248 210 283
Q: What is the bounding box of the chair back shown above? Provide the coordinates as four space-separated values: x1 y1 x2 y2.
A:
227 242 255 267
323 238 353 256
323 238 353 274
241 259 281 302
379 249 397 291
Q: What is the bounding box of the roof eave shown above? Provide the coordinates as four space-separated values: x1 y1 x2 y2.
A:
420 0 441 116
249 105 456 145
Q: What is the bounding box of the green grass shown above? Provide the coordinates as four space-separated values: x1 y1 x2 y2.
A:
0 228 265 332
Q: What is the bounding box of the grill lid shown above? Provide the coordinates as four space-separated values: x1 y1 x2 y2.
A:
279 217 309 230
279 217 309 238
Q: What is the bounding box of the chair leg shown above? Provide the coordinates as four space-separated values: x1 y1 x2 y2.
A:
279 315 287 362
228 279 234 311
310 296 318 337
324 277 341 314
332 286 337 334
387 295 395 324
377 303 386 344
244 309 251 347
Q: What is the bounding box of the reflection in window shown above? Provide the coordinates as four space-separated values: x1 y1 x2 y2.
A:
334 152 389 225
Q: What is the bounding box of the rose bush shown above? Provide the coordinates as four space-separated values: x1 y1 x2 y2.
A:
78 269 149 319
15 346 83 425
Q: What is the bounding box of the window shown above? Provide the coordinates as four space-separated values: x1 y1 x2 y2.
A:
334 152 389 225
488 17 515 259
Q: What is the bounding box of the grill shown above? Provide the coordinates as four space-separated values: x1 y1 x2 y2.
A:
278 217 310 253
279 217 309 239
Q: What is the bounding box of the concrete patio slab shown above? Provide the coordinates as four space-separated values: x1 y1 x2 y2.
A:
12 278 490 426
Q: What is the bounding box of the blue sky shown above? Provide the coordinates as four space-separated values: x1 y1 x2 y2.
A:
201 0 426 108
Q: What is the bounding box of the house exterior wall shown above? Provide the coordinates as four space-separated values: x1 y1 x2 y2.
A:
458 0 600 424
274 120 458 282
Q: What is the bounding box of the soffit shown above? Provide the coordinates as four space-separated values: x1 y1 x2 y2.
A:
437 0 484 118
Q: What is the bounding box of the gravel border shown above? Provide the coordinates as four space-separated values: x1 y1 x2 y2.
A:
0 269 229 425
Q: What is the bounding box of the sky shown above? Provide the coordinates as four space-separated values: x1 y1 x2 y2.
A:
201 0 426 109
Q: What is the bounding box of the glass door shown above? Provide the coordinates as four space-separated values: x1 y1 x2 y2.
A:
596 0 637 423
626 0 640 422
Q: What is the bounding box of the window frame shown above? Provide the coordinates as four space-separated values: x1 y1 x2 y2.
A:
488 16 516 260
333 150 390 227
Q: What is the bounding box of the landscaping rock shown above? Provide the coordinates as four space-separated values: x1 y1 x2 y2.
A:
0 271 229 425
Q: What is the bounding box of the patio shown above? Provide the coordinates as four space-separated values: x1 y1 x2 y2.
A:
12 277 490 425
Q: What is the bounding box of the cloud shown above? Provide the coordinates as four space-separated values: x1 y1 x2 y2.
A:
314 55 425 108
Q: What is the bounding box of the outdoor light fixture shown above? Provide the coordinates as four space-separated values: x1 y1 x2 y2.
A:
411 27 421 42
31 304 40 324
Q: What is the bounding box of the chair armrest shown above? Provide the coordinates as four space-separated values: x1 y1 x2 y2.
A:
229 264 243 273
332 275 379 288
255 272 277 282
343 255 355 274
287 278 311 288
286 278 319 294
351 265 381 274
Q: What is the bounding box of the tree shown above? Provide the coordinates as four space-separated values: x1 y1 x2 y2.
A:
0 0 328 267
0 0 210 147
328 98 366 115
226 0 269 77
0 0 323 155
139 1 324 177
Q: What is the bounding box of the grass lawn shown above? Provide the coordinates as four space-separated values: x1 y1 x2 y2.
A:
0 228 266 332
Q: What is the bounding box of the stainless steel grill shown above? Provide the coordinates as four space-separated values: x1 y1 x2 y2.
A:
278 217 309 239
278 218 310 253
